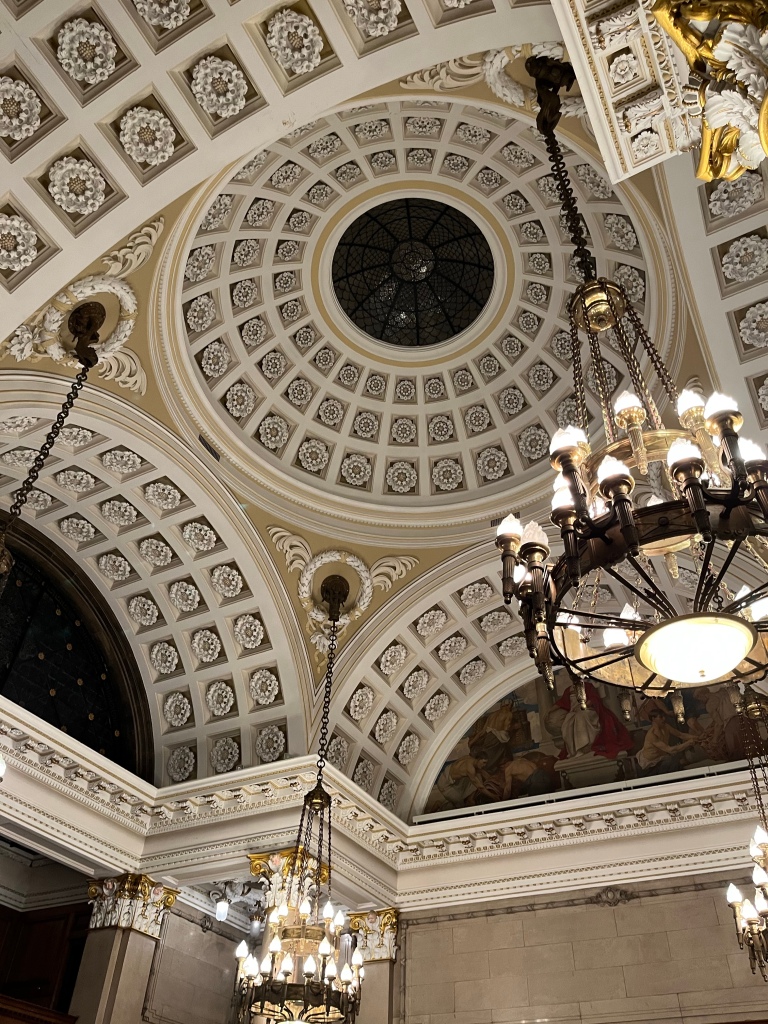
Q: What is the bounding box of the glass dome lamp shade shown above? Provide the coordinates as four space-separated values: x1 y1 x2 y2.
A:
215 899 229 922
596 455 632 485
666 438 703 469
496 513 523 542
740 438 767 463
614 390 643 415
235 940 249 959
549 425 587 455
704 392 740 420
727 884 744 905
755 825 768 847
603 626 630 648
635 613 757 685
677 389 706 417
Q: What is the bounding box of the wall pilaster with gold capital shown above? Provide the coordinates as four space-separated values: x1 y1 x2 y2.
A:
87 873 179 939
349 908 398 963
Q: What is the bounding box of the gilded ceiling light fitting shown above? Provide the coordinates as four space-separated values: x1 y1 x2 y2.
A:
232 573 364 1024
0 302 103 599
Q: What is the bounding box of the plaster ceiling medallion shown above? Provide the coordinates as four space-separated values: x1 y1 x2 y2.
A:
168 100 662 529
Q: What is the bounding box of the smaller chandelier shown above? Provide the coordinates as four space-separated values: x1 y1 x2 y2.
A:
232 575 364 1024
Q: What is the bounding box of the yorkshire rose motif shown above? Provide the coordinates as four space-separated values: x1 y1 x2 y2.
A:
192 628 222 663
739 303 768 348
308 134 342 161
374 710 398 745
101 500 138 526
298 438 330 473
395 379 416 401
261 350 287 380
335 162 362 184
503 192 527 217
232 279 258 308
57 19 116 85
233 239 260 266
0 416 38 433
557 396 580 429
520 221 544 243
191 56 247 119
280 299 302 323
206 681 235 717
500 143 535 170
476 167 502 191
274 270 296 293
119 107 175 166
349 686 375 720
423 693 449 722
406 116 441 137
355 119 389 142
428 415 454 442
501 335 523 360
479 354 501 378
169 581 200 612
416 609 447 637
353 411 378 439
47 157 106 216
259 415 290 450
379 643 408 675
234 614 264 648
391 417 416 443
528 252 550 274
341 453 372 487
476 446 508 481
277 239 300 261
709 172 764 218
0 76 41 141
453 369 474 391
371 150 396 171
266 9 323 76
528 362 555 391
314 348 336 372
101 449 142 475
327 735 349 770
498 635 527 658
386 461 417 493
232 152 268 181
256 725 286 763
551 331 573 361
456 123 490 147
211 736 239 773
128 595 159 626
59 425 94 445
464 405 491 433
0 447 36 468
586 358 619 394
318 398 344 427
19 488 51 510
56 469 95 493
59 517 95 543
518 310 540 335
139 538 173 566
631 129 661 160
338 364 360 387
288 210 312 231
133 0 191 30
526 281 548 305
242 317 267 347
307 182 333 205
437 634 467 662
202 196 235 234
397 733 420 766
186 294 216 333
144 481 182 509
182 521 218 551
575 163 612 198
353 759 374 792
444 153 470 174
164 692 191 728
201 340 230 378
499 386 524 417
459 658 487 686
403 668 429 700
167 745 194 782
211 565 244 598
460 582 494 607
604 213 637 251
518 424 550 461
250 668 279 705
150 641 179 674
225 382 256 418
0 213 38 271
722 235 768 283
366 373 387 396
609 52 639 85
344 0 401 38
294 325 316 349
432 458 463 491
480 609 513 634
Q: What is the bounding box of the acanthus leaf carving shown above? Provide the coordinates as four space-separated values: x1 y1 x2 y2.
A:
102 218 165 278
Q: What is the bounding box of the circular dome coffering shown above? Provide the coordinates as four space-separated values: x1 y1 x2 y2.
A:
332 197 494 347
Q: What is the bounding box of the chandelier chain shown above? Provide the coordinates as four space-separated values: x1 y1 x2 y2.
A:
604 289 663 430
315 619 338 787
623 294 679 403
580 290 617 443
568 314 590 436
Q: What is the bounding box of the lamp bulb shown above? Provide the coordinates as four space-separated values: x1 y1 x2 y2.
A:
340 964 354 984
299 898 312 918
323 900 334 921
333 909 345 928
281 954 294 976
753 864 768 886
666 438 702 469
235 940 249 959
325 959 337 979
496 512 523 542
677 389 705 417
304 955 317 977
596 455 631 484
740 437 767 463
549 425 587 454
268 936 282 954
215 899 229 922
704 392 739 420
318 937 333 957
520 521 549 550
726 883 743 905
351 949 364 967
243 955 260 979
741 898 760 923
614 389 643 415
754 825 768 847
278 902 289 919
260 955 272 975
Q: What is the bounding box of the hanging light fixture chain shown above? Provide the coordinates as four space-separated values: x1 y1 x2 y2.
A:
569 315 590 437
622 292 679 402
315 619 337 787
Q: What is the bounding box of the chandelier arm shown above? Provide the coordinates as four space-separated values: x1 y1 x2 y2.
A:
569 315 591 438
581 292 618 443
568 646 635 670
692 539 716 613
698 536 742 612
606 560 677 618
726 579 768 615
621 290 679 403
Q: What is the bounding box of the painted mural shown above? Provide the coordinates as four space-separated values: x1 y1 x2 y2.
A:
424 674 745 814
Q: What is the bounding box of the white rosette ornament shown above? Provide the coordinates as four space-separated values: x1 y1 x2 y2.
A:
266 10 323 76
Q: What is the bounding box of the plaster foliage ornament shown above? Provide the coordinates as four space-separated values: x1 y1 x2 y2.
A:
167 745 194 782
169 580 200 612
233 239 259 267
133 0 191 30
211 736 239 773
374 710 398 745
225 382 256 419
0 447 36 468
423 693 449 722
502 192 528 217
191 56 247 120
352 412 378 440
286 121 318 139
317 399 344 427
246 199 274 227
604 214 638 251
526 281 548 305
355 119 389 142
395 379 416 402
528 362 555 391
609 52 640 86
569 254 586 282
366 373 387 397
341 453 372 487
426 415 453 443
518 423 550 461
60 423 93 443
294 325 316 350
308 134 342 160
416 608 447 638
498 635 526 658
575 163 613 199
556 396 580 429
405 116 441 137
479 354 501 378
20 488 51 511
551 331 572 361
298 438 330 474
233 152 268 181
536 174 560 203
453 369 474 393
464 405 491 433
98 553 131 581
501 143 535 170
0 76 41 142
437 634 467 662
520 221 544 244
241 317 267 347
201 340 230 379
0 416 38 433
335 162 362 184
211 565 244 598
396 733 420 766
256 724 285 762
379 779 397 810
499 386 525 417
206 681 235 717
444 153 470 174
101 449 141 475
272 164 303 191
234 614 264 649
182 522 217 551
261 350 287 381
709 172 764 218
386 461 417 494
528 252 551 275
327 735 349 770
192 628 222 663
422 377 444 401
501 335 523 360
459 658 487 686
266 9 323 76
758 379 768 412
286 211 311 235
315 348 336 373
259 414 290 450
403 668 429 700
164 692 191 728
129 595 158 626
56 469 95 493
57 18 116 85
476 446 508 481
274 270 296 293
518 310 541 335
249 669 279 705
280 299 302 323
631 129 662 161
232 279 258 308
277 239 300 261
476 167 502 190
144 481 181 510
0 213 37 272
722 234 768 282
307 182 333 205
59 517 96 543
353 758 375 792
614 264 645 302
391 417 416 443
139 537 173 567
372 151 396 171
120 107 175 167
344 0 401 38
379 643 408 676
47 156 107 217
202 194 233 231
740 302 768 347
186 294 216 333
480 609 513 634
432 458 463 491
456 122 491 147
338 364 360 387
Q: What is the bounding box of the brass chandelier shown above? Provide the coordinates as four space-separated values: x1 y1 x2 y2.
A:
495 58 768 703
232 575 364 1024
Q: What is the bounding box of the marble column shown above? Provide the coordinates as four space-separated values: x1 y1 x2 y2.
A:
349 908 398 1024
